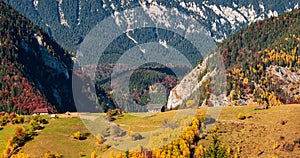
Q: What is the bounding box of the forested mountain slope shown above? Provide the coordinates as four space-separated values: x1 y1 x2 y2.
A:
168 9 300 109
221 9 300 105
0 1 75 113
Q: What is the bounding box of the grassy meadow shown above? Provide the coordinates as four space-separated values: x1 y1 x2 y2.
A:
0 104 299 157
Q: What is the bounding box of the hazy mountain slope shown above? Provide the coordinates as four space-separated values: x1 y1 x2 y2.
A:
4 0 299 51
0 1 75 113
167 9 300 109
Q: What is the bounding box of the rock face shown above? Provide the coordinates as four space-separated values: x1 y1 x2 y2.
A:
167 63 300 110
167 53 228 109
267 65 300 84
167 57 208 109
266 65 300 100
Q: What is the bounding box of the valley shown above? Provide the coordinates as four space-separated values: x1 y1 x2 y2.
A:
0 0 299 157
0 105 298 157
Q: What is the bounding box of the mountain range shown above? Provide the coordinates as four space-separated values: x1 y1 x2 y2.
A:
0 0 299 113
4 0 299 51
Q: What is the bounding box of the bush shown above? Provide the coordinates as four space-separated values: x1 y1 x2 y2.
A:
0 117 4 126
12 127 27 146
23 116 31 123
44 151 63 158
203 134 230 158
32 115 48 124
106 109 123 121
9 112 16 121
79 151 85 157
73 131 86 140
186 99 195 107
281 141 294 152
245 113 252 118
106 113 114 121
2 122 44 157
10 127 33 153
237 113 246 120
90 151 97 158
11 118 18 124
96 134 105 145
22 125 34 136
272 142 280 150
131 133 143 141
10 153 30 158
0 114 9 125
29 120 42 130
293 138 300 144
111 125 126 137
11 115 25 124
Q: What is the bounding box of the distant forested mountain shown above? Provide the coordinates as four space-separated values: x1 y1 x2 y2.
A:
4 0 299 51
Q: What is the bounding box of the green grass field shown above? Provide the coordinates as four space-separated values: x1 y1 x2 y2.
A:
0 104 299 157
19 118 102 158
0 124 22 152
113 110 179 132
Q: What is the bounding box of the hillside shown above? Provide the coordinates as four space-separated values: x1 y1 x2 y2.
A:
220 9 300 105
0 1 75 113
110 105 300 157
0 105 296 157
167 9 300 109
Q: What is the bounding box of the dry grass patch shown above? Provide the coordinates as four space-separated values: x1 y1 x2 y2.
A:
200 104 300 157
